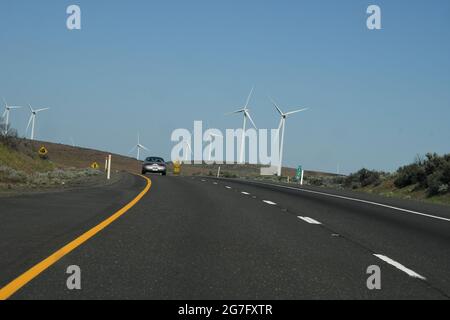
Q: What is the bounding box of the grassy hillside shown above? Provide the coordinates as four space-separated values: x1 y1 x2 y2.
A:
26 139 142 173
0 140 55 174
0 136 141 192
0 137 141 172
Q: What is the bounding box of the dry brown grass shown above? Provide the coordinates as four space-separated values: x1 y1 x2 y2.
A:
26 139 142 173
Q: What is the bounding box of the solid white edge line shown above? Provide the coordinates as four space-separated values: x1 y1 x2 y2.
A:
374 254 426 280
263 200 277 205
298 216 322 225
247 181 450 223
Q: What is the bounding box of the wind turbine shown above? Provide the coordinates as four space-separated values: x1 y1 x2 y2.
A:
270 97 308 177
129 134 149 161
2 98 23 136
226 87 257 164
26 104 50 140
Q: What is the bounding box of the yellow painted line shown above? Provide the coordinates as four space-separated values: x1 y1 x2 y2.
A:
0 174 152 300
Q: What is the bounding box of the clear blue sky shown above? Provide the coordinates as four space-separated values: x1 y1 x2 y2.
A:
1 0 449 174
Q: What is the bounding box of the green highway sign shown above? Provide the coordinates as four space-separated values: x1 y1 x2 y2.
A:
295 166 302 180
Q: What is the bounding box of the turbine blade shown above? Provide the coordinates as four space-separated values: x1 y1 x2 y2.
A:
8 106 23 110
2 110 7 118
244 87 254 109
246 111 258 130
285 108 308 116
225 109 245 116
269 97 284 116
2 97 7 107
141 145 150 151
35 107 50 113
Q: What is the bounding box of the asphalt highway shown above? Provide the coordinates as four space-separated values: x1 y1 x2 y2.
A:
1 173 449 299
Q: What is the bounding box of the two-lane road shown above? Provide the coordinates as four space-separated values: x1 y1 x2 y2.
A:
1 174 449 299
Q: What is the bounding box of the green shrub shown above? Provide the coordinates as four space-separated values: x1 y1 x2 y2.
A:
427 171 446 196
222 172 237 178
393 153 450 196
442 162 450 185
394 163 426 188
308 176 324 186
345 169 381 188
424 153 446 176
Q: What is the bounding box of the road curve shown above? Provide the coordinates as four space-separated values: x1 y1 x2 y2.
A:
1 174 449 299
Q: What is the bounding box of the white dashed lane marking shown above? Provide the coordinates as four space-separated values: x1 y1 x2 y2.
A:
374 254 426 280
254 182 450 223
298 216 322 225
209 178 430 284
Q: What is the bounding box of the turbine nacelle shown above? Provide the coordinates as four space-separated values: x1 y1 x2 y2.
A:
270 97 308 120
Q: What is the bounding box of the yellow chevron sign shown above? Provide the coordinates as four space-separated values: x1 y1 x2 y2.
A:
90 162 100 169
38 146 48 156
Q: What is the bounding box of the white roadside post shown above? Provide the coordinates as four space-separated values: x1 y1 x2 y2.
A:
217 166 221 178
104 157 108 172
107 155 112 180
300 169 304 186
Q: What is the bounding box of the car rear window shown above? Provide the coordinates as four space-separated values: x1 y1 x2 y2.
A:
146 157 164 163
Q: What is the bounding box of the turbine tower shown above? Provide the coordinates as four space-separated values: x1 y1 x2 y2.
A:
129 134 149 161
2 98 23 136
227 87 257 164
270 97 308 177
26 104 50 140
